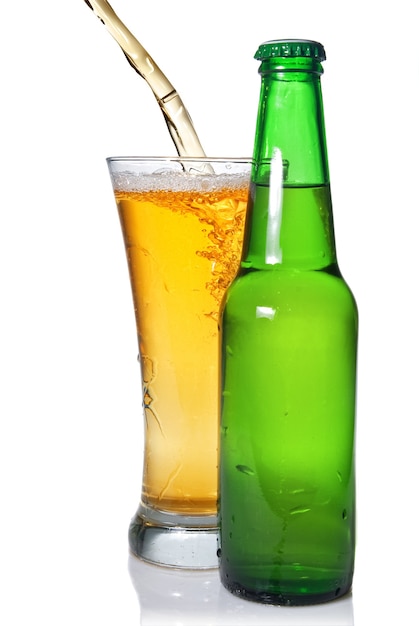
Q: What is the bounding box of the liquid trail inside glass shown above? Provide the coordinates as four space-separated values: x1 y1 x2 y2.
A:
84 0 207 160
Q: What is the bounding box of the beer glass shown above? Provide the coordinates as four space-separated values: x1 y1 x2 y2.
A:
107 157 251 568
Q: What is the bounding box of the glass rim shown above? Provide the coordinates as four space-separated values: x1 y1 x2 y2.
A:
106 156 253 164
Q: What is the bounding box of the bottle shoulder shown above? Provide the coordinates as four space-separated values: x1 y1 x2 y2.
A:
224 267 358 320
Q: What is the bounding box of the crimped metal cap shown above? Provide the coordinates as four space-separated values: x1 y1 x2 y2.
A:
255 39 326 61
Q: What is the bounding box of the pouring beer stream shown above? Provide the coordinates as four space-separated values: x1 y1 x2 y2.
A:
84 0 207 159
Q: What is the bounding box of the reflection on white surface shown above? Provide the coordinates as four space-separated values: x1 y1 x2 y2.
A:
128 554 354 625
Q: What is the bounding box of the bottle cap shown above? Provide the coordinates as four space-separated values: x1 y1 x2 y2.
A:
255 39 326 62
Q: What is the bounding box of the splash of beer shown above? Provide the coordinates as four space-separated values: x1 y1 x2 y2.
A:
84 0 206 158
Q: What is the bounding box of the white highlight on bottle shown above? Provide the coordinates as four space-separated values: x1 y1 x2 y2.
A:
265 147 284 264
256 306 276 320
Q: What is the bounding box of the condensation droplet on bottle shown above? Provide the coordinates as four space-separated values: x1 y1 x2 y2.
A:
236 464 255 476
289 506 311 515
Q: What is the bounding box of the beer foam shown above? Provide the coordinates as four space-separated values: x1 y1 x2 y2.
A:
111 169 250 193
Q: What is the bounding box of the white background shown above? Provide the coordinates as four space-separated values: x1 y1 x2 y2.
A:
1 1 418 624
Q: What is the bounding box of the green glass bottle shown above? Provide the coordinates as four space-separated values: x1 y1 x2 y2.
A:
219 40 358 606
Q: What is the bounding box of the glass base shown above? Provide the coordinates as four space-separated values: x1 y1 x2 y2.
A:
128 507 219 569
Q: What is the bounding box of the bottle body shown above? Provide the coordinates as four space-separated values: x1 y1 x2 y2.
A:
218 41 358 605
219 229 357 605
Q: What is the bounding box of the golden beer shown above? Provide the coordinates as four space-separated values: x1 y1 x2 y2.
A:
108 158 251 567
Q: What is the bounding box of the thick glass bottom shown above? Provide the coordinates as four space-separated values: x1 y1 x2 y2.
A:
220 565 353 606
128 508 219 569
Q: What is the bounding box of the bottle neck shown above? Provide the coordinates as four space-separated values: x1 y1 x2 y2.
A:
242 60 337 272
252 58 329 187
